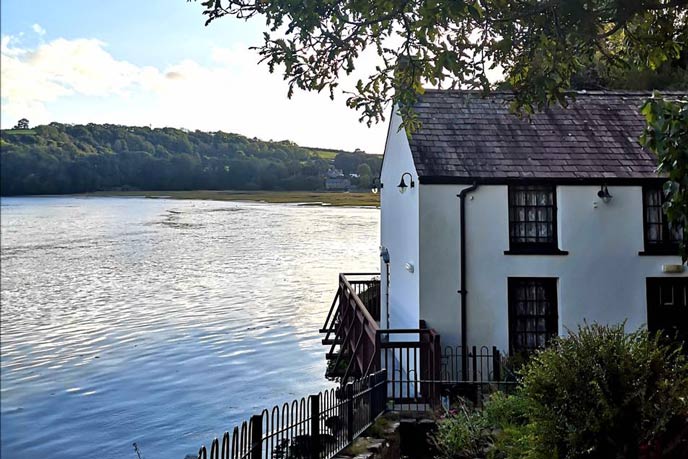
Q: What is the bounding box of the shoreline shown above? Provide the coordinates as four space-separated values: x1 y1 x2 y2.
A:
74 190 380 207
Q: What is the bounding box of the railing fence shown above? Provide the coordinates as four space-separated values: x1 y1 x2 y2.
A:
198 274 522 459
322 274 381 383
347 278 380 322
380 341 517 411
197 370 387 459
321 273 514 409
440 345 506 383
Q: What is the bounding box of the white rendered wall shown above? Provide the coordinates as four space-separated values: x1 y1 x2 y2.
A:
419 184 687 352
418 184 463 347
379 111 420 332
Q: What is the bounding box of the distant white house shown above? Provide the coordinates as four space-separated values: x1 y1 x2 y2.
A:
327 167 345 178
324 167 351 190
378 90 687 355
325 177 351 191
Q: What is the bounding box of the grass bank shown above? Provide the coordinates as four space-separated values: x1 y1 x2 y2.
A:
86 190 380 207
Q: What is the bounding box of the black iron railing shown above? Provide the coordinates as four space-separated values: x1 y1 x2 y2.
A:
440 345 506 383
321 274 513 409
377 326 442 407
385 344 517 411
197 370 387 459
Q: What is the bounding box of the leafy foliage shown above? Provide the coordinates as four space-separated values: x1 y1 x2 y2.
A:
433 324 688 459
520 323 688 458
640 93 688 260
197 0 688 243
198 0 687 126
434 394 553 459
434 400 494 459
0 123 381 196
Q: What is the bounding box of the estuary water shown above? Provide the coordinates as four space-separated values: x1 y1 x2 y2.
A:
0 196 379 459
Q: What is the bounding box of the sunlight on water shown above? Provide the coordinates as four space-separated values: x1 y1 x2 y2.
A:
0 196 379 459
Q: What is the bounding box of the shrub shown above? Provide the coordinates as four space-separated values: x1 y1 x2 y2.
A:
519 323 688 459
483 392 532 428
486 393 554 459
433 400 493 459
434 393 554 459
433 324 688 459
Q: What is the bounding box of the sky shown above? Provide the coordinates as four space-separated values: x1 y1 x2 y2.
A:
0 0 389 153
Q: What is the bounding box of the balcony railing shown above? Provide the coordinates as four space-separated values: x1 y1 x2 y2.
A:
321 273 514 408
321 273 381 384
320 275 444 391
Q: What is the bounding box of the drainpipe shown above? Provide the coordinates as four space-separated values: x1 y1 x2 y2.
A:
380 247 390 328
458 182 479 380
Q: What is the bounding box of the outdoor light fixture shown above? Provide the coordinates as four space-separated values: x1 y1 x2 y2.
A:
397 172 415 194
380 247 390 263
371 178 383 194
597 185 613 203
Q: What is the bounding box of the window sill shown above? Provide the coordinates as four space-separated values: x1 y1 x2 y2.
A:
504 248 569 256
638 249 681 256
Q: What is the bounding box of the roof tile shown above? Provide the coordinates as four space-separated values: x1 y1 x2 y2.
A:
407 90 685 180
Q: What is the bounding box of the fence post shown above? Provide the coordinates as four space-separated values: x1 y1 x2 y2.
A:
472 346 478 382
310 395 320 459
250 415 262 459
369 374 377 424
374 331 381 373
346 382 354 442
492 347 501 382
432 333 441 406
380 369 388 412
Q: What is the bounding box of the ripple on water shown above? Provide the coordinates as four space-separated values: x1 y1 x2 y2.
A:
1 196 379 459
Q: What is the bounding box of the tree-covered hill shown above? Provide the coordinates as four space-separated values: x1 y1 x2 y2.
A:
0 123 381 196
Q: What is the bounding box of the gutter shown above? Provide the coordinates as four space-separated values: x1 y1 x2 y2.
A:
457 182 479 380
421 176 666 186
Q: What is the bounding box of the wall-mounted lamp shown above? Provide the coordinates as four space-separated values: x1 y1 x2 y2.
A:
597 185 613 203
397 172 415 194
380 247 390 263
371 178 383 194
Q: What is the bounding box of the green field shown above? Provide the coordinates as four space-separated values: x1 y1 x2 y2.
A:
308 150 339 160
86 190 380 207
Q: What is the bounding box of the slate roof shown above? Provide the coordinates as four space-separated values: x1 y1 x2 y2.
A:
408 90 684 183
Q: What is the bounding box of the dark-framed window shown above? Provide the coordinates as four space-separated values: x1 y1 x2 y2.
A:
507 185 565 254
643 186 682 255
508 277 558 355
646 278 688 344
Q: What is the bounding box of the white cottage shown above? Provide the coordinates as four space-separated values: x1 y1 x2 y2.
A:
378 90 688 357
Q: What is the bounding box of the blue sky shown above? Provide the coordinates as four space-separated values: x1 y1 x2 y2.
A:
0 0 387 152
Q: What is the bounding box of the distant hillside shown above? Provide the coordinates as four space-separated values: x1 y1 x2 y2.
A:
0 123 381 196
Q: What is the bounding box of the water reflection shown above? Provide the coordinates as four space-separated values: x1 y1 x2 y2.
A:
0 196 379 459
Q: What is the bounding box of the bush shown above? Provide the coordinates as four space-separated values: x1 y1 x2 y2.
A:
520 323 688 459
433 400 493 459
434 393 553 459
433 324 688 459
483 392 532 430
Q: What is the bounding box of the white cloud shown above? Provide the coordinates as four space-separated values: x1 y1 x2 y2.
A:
0 35 388 152
1 36 150 103
32 24 46 36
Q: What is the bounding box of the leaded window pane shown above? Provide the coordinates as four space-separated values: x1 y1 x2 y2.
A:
509 278 558 355
644 187 683 248
509 185 557 247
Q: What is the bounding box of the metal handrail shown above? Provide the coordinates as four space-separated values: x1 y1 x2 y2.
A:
338 274 379 330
